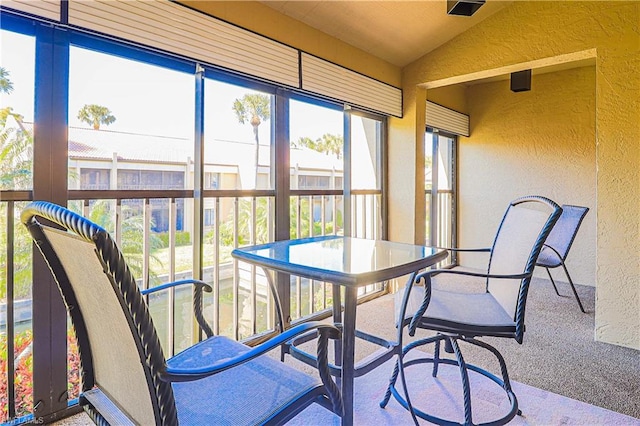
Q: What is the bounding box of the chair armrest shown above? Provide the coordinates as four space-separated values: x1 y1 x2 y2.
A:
407 269 530 335
423 248 490 279
415 268 530 283
141 279 213 338
140 279 212 295
162 321 340 381
436 247 491 253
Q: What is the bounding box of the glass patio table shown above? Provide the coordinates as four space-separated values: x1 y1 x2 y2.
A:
232 235 447 425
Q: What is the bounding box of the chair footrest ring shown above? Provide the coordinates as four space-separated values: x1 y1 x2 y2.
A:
387 356 519 426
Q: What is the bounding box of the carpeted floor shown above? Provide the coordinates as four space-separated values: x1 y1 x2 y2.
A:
54 272 640 425
351 271 640 420
285 350 640 425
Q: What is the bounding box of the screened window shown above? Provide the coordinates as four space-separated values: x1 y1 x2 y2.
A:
298 175 331 189
68 46 194 190
80 169 109 190
0 27 36 424
0 29 35 191
204 79 274 191
204 172 219 189
289 99 343 191
351 114 381 190
425 129 456 259
1 7 390 423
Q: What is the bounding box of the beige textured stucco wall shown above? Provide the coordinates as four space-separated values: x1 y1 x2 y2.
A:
391 1 639 349
427 85 468 114
459 67 596 286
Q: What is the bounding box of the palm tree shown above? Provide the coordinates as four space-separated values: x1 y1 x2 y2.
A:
316 133 343 158
0 69 28 191
293 136 317 151
77 104 116 130
0 107 32 191
232 94 270 188
219 198 271 247
0 70 33 301
0 67 14 94
293 134 343 159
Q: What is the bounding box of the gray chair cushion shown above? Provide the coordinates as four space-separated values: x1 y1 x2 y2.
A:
170 336 322 425
536 247 563 268
396 286 516 335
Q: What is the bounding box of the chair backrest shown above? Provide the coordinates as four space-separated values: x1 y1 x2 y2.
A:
21 201 177 425
540 204 589 261
486 196 561 339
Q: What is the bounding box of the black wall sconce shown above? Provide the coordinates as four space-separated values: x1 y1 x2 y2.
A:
447 0 485 16
510 69 532 92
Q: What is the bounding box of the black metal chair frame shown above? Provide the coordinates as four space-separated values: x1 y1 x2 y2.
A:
22 201 343 425
535 204 589 313
380 196 562 426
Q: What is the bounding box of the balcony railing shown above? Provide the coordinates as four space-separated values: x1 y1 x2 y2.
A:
0 186 385 422
1 191 34 423
425 188 455 267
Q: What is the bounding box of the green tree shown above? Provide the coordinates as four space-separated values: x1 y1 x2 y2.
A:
0 70 33 301
0 68 31 190
0 205 32 301
0 67 33 190
218 198 271 247
232 94 270 188
293 136 317 150
0 67 14 94
0 107 32 190
76 200 164 284
293 133 343 159
218 197 342 248
316 133 343 158
290 197 342 239
77 104 116 130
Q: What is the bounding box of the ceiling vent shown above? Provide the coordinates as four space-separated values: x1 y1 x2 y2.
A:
447 0 485 16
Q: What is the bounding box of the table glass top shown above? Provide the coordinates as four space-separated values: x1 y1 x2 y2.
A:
232 236 444 279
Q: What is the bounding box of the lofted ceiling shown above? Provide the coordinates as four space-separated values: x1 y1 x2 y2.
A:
258 1 512 68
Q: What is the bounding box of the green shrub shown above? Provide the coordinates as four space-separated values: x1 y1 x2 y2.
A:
156 231 191 248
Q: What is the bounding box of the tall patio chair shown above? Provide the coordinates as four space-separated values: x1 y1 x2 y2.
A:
21 201 342 425
380 196 561 425
535 204 589 312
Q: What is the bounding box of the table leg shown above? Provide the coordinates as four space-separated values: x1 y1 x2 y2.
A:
332 283 343 385
341 286 357 426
